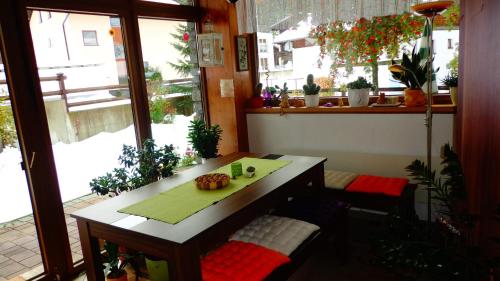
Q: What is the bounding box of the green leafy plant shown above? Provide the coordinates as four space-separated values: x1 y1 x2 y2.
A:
375 144 485 281
302 74 321 95
90 139 179 197
149 98 172 124
390 46 429 89
346 76 373 90
0 98 17 148
103 242 128 279
441 72 458 88
187 119 223 159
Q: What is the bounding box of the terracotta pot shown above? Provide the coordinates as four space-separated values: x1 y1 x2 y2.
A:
347 88 370 107
107 271 127 281
449 87 458 105
404 88 426 107
304 94 320 107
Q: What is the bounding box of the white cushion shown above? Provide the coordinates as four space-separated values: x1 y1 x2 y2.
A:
325 170 358 190
230 215 320 256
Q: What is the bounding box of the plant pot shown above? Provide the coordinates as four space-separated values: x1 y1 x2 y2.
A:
449 87 458 105
347 88 370 107
304 94 320 107
404 88 426 107
107 271 127 281
145 256 169 281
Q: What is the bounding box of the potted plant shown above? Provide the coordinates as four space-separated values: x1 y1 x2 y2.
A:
187 119 223 161
104 242 128 281
346 76 373 107
302 74 321 107
339 83 348 97
89 139 179 197
441 72 458 105
389 46 429 107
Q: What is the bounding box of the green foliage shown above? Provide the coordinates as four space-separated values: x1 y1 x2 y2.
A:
149 98 171 124
90 139 179 197
0 99 17 148
346 76 373 90
390 46 429 89
103 242 127 279
179 154 196 167
441 72 458 87
144 66 163 82
406 143 467 220
302 74 321 95
447 47 459 75
187 120 222 159
174 96 194 116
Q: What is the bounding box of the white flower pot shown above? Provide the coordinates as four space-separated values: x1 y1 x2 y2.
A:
348 88 370 107
304 94 320 107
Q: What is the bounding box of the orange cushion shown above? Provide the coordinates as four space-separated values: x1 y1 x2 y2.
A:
345 175 409 197
202 241 290 281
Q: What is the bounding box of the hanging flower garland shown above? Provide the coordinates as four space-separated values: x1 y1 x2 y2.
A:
310 13 424 92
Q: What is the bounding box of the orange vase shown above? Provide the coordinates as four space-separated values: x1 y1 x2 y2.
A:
404 88 426 107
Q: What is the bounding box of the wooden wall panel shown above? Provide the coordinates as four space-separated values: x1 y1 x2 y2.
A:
459 0 500 249
198 0 254 155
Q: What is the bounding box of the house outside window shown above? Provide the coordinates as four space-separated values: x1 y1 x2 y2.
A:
82 30 98 46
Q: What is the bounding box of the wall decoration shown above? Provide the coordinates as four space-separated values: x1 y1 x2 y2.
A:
197 33 224 67
236 35 249 71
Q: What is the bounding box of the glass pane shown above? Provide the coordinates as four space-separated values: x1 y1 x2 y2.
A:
141 0 194 6
254 0 459 96
0 35 45 280
28 10 137 263
138 18 203 167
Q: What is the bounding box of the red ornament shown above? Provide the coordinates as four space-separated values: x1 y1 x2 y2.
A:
183 32 189 42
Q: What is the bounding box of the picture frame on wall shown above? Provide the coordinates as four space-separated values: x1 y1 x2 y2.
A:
236 35 249 71
197 33 224 67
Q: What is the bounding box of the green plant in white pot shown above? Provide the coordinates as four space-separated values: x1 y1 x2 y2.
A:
441 72 458 105
302 74 321 107
347 76 373 107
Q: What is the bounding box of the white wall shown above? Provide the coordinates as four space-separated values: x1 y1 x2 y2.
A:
247 113 455 218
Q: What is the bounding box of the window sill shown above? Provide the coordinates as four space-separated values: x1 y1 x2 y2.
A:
245 105 456 114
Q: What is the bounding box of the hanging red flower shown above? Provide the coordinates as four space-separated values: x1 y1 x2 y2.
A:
183 32 190 42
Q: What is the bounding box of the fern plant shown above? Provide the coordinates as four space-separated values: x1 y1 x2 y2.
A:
187 119 223 159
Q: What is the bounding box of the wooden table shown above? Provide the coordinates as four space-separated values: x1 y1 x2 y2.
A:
72 153 326 281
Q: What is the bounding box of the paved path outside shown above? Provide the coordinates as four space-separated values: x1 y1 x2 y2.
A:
0 194 105 281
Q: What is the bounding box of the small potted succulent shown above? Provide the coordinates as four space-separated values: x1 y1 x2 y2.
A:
246 166 255 178
441 72 458 105
346 76 373 107
302 74 321 107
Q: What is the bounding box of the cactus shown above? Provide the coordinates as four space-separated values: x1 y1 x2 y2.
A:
302 74 321 95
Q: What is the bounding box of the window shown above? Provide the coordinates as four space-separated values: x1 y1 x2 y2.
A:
258 38 268 53
252 0 460 95
82 30 98 46
260 58 269 71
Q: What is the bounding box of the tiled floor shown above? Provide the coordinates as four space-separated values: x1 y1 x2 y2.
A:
0 194 105 281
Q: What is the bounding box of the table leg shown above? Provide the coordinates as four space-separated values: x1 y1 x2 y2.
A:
77 220 105 281
170 242 202 281
311 163 325 189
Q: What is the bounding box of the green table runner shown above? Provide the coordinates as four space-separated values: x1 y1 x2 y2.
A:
118 157 291 224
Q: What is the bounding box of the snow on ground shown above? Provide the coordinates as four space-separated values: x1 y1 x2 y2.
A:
0 114 193 223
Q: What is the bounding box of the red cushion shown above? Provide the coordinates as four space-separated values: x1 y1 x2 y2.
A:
345 175 409 197
202 241 290 281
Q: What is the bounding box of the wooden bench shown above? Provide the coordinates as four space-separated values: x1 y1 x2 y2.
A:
323 170 417 219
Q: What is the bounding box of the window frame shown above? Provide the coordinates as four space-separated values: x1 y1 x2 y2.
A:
1 0 206 280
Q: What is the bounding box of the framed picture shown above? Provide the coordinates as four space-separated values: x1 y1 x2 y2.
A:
236 35 249 71
197 33 224 67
